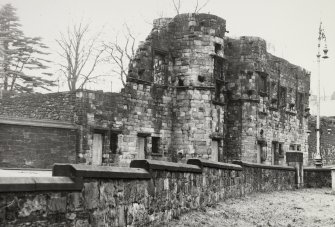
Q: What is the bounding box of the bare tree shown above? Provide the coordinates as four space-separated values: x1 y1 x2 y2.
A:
56 23 106 91
105 25 136 87
194 0 210 13
172 0 181 15
171 0 210 14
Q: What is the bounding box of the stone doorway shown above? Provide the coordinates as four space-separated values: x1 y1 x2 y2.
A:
92 133 103 165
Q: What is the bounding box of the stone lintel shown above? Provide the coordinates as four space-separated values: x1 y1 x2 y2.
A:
0 117 77 129
187 158 242 171
0 177 82 192
130 159 202 173
52 163 151 179
233 160 295 171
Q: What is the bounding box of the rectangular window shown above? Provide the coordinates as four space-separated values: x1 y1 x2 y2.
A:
297 145 301 151
258 74 267 94
110 133 118 154
296 92 304 113
215 43 222 54
153 51 167 84
214 57 224 80
279 86 287 108
152 137 160 153
278 143 284 157
215 83 223 101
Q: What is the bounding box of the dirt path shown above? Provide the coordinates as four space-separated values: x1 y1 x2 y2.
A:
168 188 335 227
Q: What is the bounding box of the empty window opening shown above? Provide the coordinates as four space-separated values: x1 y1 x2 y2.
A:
138 69 145 77
214 43 222 54
153 52 166 84
178 78 184 86
215 83 223 101
214 58 224 80
297 92 304 113
198 75 205 82
152 137 160 154
110 133 118 154
278 143 284 157
279 86 287 108
258 74 267 94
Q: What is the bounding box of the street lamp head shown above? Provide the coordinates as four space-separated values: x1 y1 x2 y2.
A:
322 46 329 59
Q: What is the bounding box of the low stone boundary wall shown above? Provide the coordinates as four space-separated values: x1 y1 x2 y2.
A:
233 161 296 194
304 167 332 188
0 159 298 226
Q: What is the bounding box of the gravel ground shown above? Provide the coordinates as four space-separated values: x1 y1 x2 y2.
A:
168 188 335 227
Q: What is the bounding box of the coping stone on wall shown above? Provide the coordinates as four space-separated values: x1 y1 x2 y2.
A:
304 166 332 172
232 160 295 171
0 177 82 192
0 117 77 129
187 158 242 171
53 163 151 179
130 159 202 173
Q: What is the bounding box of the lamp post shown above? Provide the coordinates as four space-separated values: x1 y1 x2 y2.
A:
315 22 329 167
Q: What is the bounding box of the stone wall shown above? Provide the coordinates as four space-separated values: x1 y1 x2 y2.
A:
224 36 310 165
308 116 335 166
233 161 296 194
304 167 332 188
0 92 77 121
0 122 77 168
0 90 124 167
0 159 300 226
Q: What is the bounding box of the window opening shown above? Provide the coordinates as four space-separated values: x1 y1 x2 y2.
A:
152 137 160 154
110 133 118 154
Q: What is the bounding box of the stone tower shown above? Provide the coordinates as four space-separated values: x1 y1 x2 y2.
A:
126 13 228 162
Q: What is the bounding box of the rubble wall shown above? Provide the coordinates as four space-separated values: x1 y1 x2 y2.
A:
308 116 335 166
0 159 299 226
304 167 332 188
0 92 77 121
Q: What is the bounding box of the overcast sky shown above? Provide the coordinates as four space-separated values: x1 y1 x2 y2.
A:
3 0 335 95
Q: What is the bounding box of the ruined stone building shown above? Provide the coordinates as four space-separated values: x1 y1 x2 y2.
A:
0 13 311 168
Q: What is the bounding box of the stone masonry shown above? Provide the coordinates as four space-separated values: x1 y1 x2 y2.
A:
308 116 335 166
0 159 299 226
224 36 310 165
0 13 311 167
